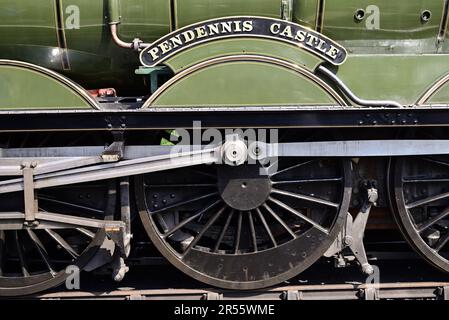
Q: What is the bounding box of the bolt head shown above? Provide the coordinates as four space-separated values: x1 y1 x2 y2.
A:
363 264 374 275
222 139 247 166
344 236 353 246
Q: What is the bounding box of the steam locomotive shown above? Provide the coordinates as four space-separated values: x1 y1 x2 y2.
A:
1 0 449 296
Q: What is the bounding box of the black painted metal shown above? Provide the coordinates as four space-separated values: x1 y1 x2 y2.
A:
0 107 448 132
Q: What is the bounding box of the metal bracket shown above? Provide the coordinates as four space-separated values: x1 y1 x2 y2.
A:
102 131 125 162
363 287 379 300
438 286 449 300
282 290 303 300
203 292 223 300
281 0 293 21
437 0 449 51
325 180 378 275
22 162 38 226
127 294 145 300
135 66 171 94
111 177 132 282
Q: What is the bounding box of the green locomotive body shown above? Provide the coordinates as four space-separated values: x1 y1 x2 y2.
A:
2 0 449 105
1 0 449 296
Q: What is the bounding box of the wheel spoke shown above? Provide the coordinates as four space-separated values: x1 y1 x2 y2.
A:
163 200 222 239
270 159 317 177
234 212 243 254
44 229 79 259
38 196 103 215
248 211 258 252
273 177 342 185
150 192 219 215
26 229 56 276
418 206 449 232
406 191 449 209
262 204 296 239
403 177 449 183
192 169 216 179
396 156 449 274
435 232 449 252
76 227 95 239
182 206 226 256
256 208 278 247
272 188 339 208
213 210 235 252
13 231 30 277
268 197 329 234
147 183 216 188
420 157 449 168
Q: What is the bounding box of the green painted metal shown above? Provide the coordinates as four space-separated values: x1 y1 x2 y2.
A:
336 55 449 105
164 38 323 73
0 0 171 94
0 0 58 48
118 0 171 42
294 0 446 54
108 0 121 24
322 1 443 41
0 63 94 109
2 0 449 106
292 0 318 30
174 0 282 29
150 60 337 107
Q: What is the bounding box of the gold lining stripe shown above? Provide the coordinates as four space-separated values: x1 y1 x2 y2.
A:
417 72 449 105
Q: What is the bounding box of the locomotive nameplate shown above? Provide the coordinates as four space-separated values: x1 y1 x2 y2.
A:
140 16 347 67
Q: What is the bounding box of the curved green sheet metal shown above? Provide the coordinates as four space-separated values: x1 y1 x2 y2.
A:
0 60 97 109
427 86 449 104
164 38 323 73
149 59 340 108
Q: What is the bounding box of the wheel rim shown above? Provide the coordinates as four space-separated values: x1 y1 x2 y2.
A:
393 156 449 273
136 158 351 289
0 181 115 296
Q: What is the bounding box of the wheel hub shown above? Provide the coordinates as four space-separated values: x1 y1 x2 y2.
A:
217 165 271 211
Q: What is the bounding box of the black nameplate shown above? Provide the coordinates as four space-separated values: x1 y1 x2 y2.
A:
140 16 347 67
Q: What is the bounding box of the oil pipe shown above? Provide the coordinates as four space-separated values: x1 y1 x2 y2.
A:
108 0 151 50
